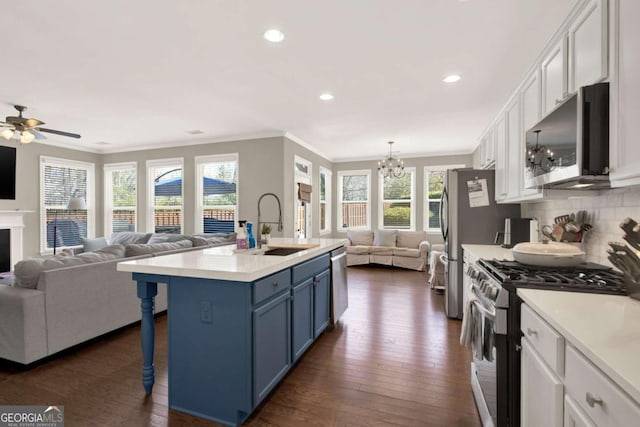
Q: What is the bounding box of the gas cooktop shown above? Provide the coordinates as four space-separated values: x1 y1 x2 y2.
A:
479 259 627 295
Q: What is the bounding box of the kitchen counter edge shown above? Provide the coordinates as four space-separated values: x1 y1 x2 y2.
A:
117 238 348 282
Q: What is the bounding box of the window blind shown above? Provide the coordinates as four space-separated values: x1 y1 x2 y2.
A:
43 163 89 248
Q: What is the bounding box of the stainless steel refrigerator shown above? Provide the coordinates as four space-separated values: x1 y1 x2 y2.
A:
441 168 520 319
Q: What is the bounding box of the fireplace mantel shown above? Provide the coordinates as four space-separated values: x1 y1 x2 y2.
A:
0 210 35 270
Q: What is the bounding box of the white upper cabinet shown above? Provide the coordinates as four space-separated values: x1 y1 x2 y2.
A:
505 97 522 200
568 0 608 92
540 0 608 116
494 117 508 202
479 128 496 170
519 71 544 200
610 0 640 187
541 38 568 116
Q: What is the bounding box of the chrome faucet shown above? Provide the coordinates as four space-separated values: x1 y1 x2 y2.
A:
257 192 283 248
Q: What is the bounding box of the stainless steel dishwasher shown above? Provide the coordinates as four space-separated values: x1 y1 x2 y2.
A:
330 246 348 323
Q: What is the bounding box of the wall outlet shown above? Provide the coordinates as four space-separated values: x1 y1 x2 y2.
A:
200 301 212 323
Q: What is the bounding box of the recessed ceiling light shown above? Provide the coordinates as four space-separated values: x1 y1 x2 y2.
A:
264 29 285 43
186 129 204 135
95 141 111 145
319 93 334 101
443 74 462 83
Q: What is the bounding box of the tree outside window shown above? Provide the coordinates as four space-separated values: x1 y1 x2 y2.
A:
338 171 370 229
381 170 414 229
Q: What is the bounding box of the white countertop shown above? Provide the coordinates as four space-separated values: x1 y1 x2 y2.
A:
117 237 348 282
461 244 514 261
518 288 640 403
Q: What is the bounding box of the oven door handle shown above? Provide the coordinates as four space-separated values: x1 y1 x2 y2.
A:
471 298 495 320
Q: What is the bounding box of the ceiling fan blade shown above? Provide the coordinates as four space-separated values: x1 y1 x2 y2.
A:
24 118 45 127
35 127 81 139
30 129 46 140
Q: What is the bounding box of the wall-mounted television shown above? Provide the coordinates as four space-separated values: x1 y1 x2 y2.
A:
0 146 16 200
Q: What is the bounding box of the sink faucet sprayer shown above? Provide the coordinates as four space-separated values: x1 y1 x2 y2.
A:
257 193 283 248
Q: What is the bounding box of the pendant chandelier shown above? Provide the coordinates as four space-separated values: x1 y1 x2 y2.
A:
378 141 405 179
527 130 555 173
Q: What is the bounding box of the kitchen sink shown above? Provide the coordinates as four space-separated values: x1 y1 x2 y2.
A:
233 245 313 256
262 247 306 256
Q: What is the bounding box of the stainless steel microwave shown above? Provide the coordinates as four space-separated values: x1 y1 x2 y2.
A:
524 82 609 190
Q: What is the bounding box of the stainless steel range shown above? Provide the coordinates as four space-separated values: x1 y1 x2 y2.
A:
467 259 626 426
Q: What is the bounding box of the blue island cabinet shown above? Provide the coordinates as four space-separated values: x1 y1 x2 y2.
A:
291 254 330 362
132 252 332 426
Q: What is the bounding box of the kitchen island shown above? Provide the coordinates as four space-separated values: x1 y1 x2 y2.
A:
117 237 348 426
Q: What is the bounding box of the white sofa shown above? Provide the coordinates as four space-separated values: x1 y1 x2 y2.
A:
0 232 235 364
345 230 431 271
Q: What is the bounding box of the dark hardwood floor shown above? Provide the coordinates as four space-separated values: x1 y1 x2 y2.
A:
0 266 480 426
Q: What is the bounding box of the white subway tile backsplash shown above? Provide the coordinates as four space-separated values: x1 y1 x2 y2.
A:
522 187 640 268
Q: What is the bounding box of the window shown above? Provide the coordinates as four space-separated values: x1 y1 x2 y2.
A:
294 156 312 238
337 170 371 230
195 154 238 234
319 167 332 234
40 156 95 253
104 162 137 235
379 168 415 230
424 165 465 232
147 158 183 234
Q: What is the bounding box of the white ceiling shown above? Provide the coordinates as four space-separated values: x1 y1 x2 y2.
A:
1 0 576 162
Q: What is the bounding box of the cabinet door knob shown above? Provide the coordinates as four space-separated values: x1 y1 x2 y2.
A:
526 328 538 337
585 392 604 408
272 282 279 288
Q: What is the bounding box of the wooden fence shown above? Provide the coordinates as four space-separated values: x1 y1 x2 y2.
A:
341 202 367 228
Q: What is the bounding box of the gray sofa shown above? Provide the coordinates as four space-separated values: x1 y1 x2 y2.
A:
0 231 235 364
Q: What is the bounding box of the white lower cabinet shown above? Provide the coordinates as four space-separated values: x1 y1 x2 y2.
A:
521 338 564 427
565 343 640 427
564 395 596 427
522 302 640 427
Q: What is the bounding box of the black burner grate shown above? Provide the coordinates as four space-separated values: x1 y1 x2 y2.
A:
479 259 627 295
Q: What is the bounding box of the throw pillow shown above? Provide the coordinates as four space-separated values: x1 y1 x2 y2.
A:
125 240 193 257
76 244 126 262
347 230 374 246
109 232 153 246
192 232 236 245
82 236 108 252
396 231 427 249
147 233 188 244
373 229 397 247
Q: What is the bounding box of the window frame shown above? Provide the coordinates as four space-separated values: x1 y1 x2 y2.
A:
294 155 312 238
319 166 332 235
146 157 184 234
423 164 465 233
104 161 137 235
194 153 239 234
337 169 371 231
378 167 416 231
39 156 95 254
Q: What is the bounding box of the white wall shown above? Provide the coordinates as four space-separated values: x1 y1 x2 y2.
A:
522 187 640 266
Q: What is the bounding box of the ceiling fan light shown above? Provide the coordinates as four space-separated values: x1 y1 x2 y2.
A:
20 130 35 144
1 128 14 140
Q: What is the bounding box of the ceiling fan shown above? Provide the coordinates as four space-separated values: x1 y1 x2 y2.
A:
0 105 81 144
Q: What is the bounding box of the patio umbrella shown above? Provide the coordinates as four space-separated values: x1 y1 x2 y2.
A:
154 177 236 196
